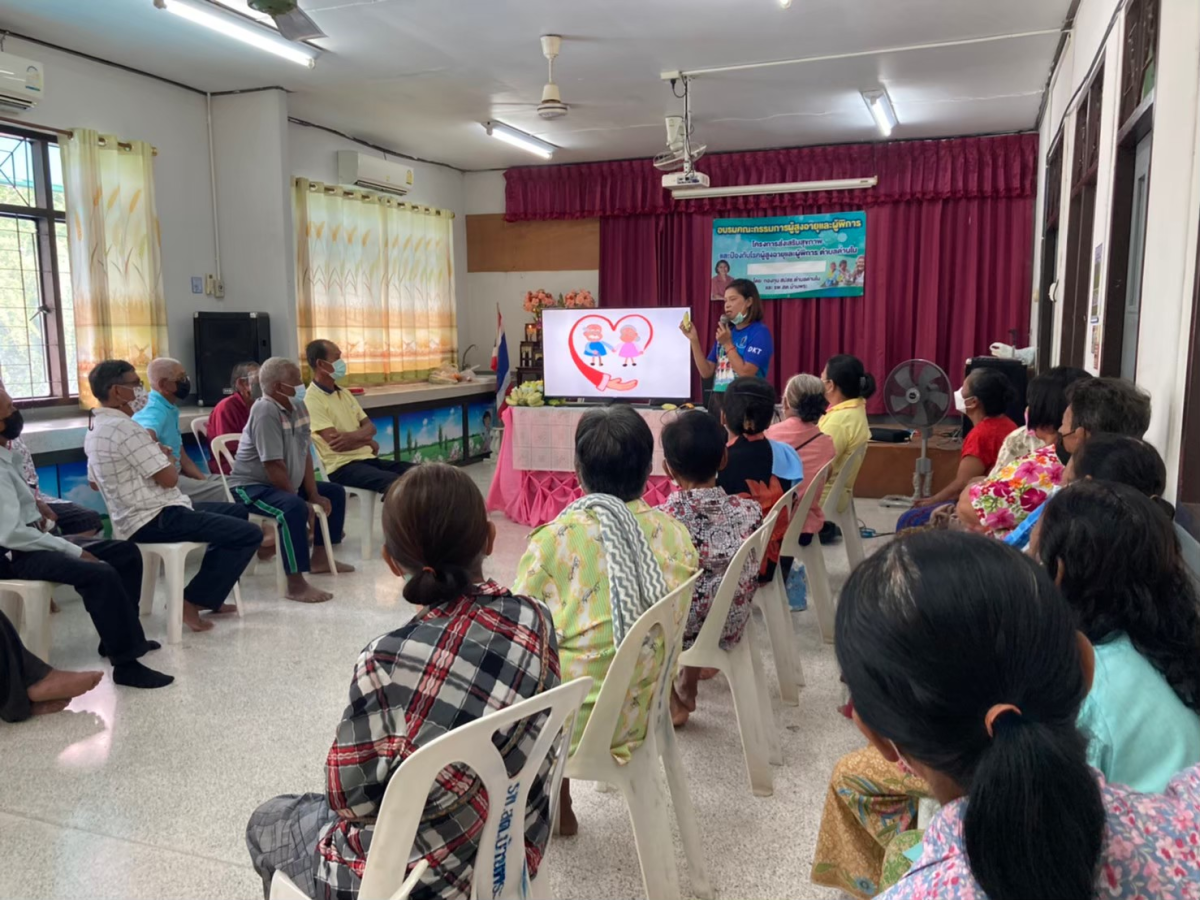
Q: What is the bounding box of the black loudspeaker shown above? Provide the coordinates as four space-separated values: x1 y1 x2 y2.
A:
961 356 1028 438
193 312 272 407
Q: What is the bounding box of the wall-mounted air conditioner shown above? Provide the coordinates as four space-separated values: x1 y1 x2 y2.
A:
0 53 43 112
337 151 414 196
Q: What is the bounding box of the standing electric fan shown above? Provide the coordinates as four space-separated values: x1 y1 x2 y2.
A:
879 359 952 509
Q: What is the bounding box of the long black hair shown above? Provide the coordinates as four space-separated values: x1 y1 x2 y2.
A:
824 354 876 400
837 532 1103 900
1039 480 1200 712
722 376 776 436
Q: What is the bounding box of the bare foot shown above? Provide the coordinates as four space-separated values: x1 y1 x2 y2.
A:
183 602 215 632
256 545 277 561
670 688 692 728
311 550 355 575
285 582 333 603
205 604 238 615
27 669 104 704
31 699 70 716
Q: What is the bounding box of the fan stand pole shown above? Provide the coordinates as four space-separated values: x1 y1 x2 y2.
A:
880 429 932 509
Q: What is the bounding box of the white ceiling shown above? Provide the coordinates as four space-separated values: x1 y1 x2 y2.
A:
0 0 1071 170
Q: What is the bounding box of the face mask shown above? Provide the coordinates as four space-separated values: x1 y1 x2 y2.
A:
732 312 747 326
290 383 307 404
249 380 263 401
1055 434 1072 466
1 408 24 440
953 388 968 414
174 377 191 404
128 384 149 411
330 359 348 381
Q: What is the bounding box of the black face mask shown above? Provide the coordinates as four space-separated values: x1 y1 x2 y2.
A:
174 377 192 404
2 408 24 440
1055 434 1071 466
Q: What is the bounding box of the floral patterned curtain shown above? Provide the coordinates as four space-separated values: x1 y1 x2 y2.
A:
294 179 457 384
61 128 167 407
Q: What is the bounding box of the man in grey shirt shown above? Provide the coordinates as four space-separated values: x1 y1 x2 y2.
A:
228 357 352 603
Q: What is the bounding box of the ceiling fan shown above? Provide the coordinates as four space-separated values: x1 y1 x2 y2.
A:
491 35 580 121
245 0 325 42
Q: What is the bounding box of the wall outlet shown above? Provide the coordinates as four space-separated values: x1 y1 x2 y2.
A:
204 274 215 296
190 276 203 294
214 278 225 299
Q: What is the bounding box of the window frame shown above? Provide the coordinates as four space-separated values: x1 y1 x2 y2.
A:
0 124 74 408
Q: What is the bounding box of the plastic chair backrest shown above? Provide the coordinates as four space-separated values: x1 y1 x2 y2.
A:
310 445 331 481
191 415 211 467
779 460 833 555
91 478 131 540
685 515 777 658
570 571 702 769
360 676 593 900
764 480 802 527
210 433 242 502
821 443 868 517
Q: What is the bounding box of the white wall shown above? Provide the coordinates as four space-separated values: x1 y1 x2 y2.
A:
466 271 602 372
1037 0 1200 496
14 37 218 377
212 90 296 358
286 121 469 354
464 170 506 215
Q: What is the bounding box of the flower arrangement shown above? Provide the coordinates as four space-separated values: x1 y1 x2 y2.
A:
522 289 596 315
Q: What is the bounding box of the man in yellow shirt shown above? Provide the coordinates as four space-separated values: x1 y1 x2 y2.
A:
304 340 414 493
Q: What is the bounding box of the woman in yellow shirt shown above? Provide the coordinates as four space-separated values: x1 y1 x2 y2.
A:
818 354 875 541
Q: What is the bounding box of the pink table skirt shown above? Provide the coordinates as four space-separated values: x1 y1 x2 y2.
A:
486 406 673 527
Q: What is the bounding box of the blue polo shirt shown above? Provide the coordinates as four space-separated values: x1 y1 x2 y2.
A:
707 320 773 391
132 390 183 470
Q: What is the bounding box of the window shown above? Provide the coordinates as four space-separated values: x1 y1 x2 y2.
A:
0 127 75 404
1120 0 1158 124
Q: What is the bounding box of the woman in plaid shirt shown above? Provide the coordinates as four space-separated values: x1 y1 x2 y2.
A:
246 464 560 900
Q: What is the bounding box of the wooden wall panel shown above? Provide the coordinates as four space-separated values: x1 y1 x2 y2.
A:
467 214 599 272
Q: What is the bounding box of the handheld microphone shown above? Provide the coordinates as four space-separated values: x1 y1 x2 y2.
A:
719 314 732 328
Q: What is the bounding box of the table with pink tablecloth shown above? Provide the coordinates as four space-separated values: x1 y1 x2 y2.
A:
486 405 674 527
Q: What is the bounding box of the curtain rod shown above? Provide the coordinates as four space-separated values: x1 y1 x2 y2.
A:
0 114 158 155
295 177 455 218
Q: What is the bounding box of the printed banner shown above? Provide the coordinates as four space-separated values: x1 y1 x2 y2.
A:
711 212 867 300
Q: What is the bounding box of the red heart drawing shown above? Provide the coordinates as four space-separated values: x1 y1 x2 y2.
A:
566 313 654 393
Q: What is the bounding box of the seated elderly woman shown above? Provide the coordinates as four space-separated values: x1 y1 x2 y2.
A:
960 375 1152 539
514 405 698 836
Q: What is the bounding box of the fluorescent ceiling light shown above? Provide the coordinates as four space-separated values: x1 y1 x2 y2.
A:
484 121 556 159
861 89 898 137
671 176 878 200
155 0 320 68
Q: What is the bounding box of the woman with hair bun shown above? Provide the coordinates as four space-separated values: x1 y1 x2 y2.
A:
247 464 561 900
817 354 876 541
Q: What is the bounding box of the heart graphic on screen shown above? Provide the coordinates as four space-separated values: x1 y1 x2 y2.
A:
567 314 655 393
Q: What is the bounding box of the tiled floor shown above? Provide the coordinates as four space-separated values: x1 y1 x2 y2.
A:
0 459 897 900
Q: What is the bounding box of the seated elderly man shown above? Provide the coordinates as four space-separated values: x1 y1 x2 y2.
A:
304 339 413 493
228 356 352 604
86 360 263 633
206 361 260 475
0 385 172 689
133 356 227 503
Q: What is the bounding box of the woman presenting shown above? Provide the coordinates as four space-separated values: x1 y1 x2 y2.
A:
681 278 774 399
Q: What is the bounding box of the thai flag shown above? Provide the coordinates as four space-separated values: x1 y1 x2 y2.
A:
491 307 511 406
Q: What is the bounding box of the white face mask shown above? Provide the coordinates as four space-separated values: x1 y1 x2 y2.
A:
954 388 972 414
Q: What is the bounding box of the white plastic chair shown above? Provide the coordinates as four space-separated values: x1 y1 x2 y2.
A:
767 460 836 645
312 448 376 562
754 490 802 705
566 572 715 900
821 443 869 570
212 433 339 595
93 480 246 645
268 677 594 900
190 414 211 470
679 518 780 796
0 579 57 660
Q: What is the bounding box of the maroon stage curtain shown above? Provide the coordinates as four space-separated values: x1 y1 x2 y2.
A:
510 134 1036 409
506 134 1037 220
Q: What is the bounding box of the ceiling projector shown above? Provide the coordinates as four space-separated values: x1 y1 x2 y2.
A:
662 170 711 189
